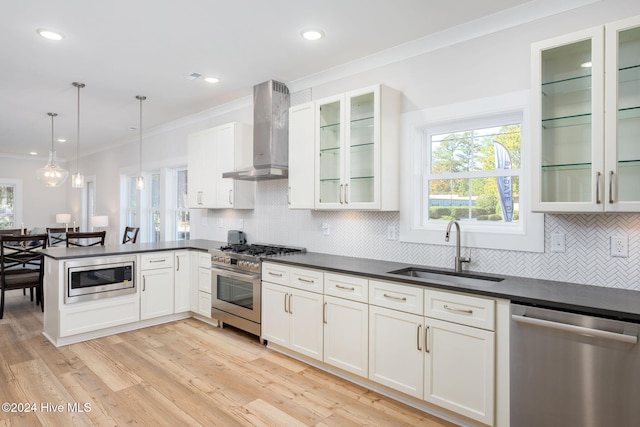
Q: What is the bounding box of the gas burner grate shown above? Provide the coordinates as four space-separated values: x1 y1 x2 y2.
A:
219 244 305 257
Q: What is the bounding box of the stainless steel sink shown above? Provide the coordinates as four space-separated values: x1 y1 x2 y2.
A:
387 267 504 287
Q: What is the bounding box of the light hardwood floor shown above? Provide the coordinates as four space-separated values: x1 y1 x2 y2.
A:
0 292 458 426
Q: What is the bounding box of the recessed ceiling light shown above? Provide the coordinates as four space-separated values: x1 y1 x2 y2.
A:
57 138 66 143
301 29 325 41
29 151 38 156
204 77 220 84
37 28 64 41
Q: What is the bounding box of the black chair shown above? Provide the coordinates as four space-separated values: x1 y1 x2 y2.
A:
66 231 106 247
46 227 79 247
0 234 47 318
122 226 140 244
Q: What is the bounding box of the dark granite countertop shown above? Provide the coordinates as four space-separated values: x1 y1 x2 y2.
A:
263 252 640 323
41 239 226 260
42 240 640 323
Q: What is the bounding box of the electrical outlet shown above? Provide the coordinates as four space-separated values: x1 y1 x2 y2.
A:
321 223 330 236
550 233 565 253
387 225 396 240
238 219 244 230
218 219 224 228
611 235 628 258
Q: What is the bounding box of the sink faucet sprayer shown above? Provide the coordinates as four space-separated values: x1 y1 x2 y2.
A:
445 220 470 273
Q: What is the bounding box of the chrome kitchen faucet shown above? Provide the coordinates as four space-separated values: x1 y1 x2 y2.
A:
445 220 470 273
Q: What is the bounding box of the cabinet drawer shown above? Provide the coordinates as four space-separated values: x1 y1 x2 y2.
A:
198 252 211 268
140 252 175 270
425 290 495 331
369 280 423 315
324 273 368 303
290 266 323 293
262 263 289 285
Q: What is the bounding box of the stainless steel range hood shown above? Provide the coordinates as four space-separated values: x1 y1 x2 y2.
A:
223 80 290 180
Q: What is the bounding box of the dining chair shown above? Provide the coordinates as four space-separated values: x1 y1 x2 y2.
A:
122 226 140 244
0 234 47 319
46 227 80 247
66 231 106 247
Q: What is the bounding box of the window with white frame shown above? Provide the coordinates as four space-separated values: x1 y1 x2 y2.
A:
400 91 544 252
174 169 189 241
121 167 189 243
0 182 17 229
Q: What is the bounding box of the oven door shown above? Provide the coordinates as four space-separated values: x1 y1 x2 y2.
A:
211 266 261 324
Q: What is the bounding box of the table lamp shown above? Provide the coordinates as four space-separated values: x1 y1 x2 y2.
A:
56 213 71 231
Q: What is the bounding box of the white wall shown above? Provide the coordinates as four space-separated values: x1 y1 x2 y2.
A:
0 156 70 229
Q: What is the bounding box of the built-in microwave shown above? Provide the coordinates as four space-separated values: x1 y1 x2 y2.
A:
65 256 136 303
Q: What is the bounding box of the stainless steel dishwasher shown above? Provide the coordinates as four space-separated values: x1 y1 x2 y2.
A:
511 304 640 427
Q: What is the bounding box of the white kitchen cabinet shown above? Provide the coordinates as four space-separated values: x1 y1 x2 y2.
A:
174 251 191 313
194 252 212 318
369 305 424 398
324 295 368 377
262 281 324 361
140 252 175 320
187 122 255 209
532 16 640 212
424 317 494 425
288 102 316 209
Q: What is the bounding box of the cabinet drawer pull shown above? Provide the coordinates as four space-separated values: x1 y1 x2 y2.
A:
609 170 614 204
336 284 355 291
383 293 407 302
149 259 166 263
444 304 473 315
268 271 283 277
297 277 315 284
595 171 601 204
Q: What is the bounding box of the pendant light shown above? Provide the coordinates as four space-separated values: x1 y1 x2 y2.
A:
36 112 69 187
135 95 146 190
71 82 85 188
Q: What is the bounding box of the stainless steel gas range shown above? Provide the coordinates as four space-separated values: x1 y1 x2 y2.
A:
210 243 305 338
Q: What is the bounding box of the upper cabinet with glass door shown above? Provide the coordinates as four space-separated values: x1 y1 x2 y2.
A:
532 16 640 212
315 85 401 210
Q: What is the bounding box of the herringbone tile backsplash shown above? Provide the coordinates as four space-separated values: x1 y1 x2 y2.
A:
202 180 640 291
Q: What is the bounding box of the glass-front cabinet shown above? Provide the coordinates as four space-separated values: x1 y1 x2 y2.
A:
532 16 640 212
315 85 400 210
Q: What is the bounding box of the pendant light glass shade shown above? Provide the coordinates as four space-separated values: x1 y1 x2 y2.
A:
71 82 85 188
36 112 69 187
136 95 146 190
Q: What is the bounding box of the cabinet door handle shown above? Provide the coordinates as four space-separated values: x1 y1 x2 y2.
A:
425 326 430 354
336 284 355 291
284 293 288 313
323 302 327 324
288 294 293 315
339 184 344 204
142 276 146 292
444 304 473 315
288 186 291 205
416 324 422 351
229 189 233 205
176 257 180 272
595 171 601 204
609 170 614 204
383 293 407 302
197 191 203 205
344 183 349 204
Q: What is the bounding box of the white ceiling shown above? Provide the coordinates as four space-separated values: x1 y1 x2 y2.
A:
1 0 531 160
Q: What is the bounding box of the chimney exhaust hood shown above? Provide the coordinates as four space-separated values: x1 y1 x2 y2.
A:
223 80 290 180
